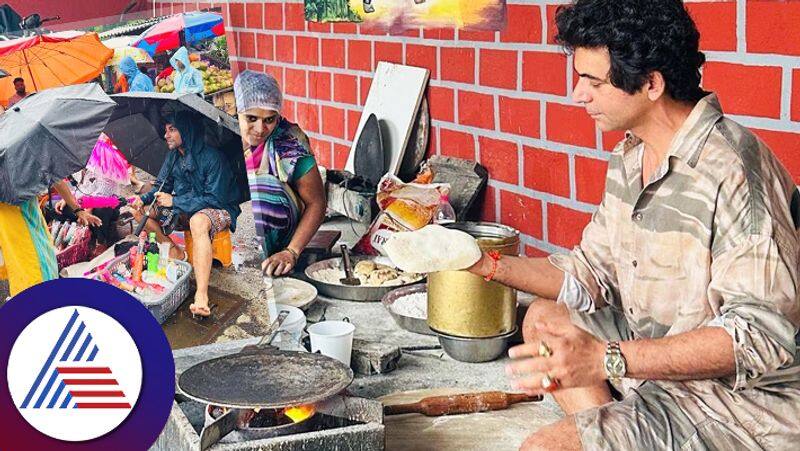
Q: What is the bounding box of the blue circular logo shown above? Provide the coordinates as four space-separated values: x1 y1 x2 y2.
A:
0 278 175 450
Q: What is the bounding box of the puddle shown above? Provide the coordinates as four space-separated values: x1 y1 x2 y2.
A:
162 286 252 350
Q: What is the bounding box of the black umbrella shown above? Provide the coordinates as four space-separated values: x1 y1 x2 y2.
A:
103 91 249 205
0 83 116 205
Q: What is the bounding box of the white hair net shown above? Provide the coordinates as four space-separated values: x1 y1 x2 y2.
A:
234 70 283 114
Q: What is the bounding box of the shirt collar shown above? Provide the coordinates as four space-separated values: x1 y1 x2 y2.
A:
620 93 723 168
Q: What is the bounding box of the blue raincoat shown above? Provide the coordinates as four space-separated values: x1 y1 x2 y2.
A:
169 47 204 95
118 56 154 93
141 111 241 231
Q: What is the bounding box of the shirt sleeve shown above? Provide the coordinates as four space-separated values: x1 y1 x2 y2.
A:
291 155 317 183
706 234 798 391
547 157 620 312
557 272 595 313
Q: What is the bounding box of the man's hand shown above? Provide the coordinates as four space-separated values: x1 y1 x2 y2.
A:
54 199 67 214
130 196 144 209
76 209 102 227
506 321 607 395
155 192 173 208
261 249 298 277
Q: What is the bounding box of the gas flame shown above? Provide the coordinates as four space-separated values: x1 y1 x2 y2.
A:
283 405 315 423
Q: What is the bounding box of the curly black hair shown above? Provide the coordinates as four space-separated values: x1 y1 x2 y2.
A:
555 0 707 103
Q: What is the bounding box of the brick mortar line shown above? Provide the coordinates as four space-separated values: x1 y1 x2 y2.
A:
520 235 569 256
568 153 577 202
488 179 599 214
781 68 792 122
541 197 549 243
736 0 746 53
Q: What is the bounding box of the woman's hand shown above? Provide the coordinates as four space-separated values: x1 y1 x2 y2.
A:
54 199 67 214
261 249 298 277
76 209 102 227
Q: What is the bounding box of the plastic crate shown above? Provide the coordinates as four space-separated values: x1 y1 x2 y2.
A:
103 253 193 324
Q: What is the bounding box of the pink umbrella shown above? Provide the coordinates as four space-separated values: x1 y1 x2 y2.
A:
85 133 130 185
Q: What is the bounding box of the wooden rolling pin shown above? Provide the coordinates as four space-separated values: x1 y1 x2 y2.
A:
384 391 542 417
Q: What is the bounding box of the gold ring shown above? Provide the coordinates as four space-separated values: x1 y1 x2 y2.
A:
538 342 552 358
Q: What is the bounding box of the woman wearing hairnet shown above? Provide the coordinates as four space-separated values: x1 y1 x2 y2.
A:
234 71 326 276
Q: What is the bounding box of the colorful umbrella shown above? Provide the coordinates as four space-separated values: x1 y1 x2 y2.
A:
86 133 132 184
0 33 113 108
108 46 154 67
132 12 224 56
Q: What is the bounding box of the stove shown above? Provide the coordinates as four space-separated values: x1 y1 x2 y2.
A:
153 393 384 451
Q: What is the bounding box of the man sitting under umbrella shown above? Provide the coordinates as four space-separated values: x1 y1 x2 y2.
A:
130 111 240 318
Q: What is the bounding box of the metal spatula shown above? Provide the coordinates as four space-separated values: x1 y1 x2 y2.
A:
339 244 361 286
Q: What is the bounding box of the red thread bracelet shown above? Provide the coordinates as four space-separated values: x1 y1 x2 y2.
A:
484 250 502 282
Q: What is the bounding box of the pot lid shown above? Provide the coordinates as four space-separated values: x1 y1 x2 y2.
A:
178 348 353 410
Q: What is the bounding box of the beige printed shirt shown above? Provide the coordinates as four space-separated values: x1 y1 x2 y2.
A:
549 94 800 444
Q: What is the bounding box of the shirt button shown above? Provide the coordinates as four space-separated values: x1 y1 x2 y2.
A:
633 212 643 222
628 307 634 314
632 260 638 268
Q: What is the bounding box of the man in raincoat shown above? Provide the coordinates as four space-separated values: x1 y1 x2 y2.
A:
169 47 204 95
117 56 154 93
131 111 240 318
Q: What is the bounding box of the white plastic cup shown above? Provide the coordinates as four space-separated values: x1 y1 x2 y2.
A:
274 304 306 344
307 320 355 365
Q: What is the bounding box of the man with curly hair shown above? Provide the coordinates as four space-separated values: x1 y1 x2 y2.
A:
460 0 800 449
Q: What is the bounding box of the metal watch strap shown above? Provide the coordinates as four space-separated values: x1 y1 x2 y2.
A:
605 341 626 381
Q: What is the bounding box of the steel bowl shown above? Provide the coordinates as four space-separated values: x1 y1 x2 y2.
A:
305 255 424 302
382 285 436 336
436 327 518 363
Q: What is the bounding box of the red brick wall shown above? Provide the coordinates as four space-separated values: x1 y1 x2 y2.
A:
155 0 800 255
4 0 152 30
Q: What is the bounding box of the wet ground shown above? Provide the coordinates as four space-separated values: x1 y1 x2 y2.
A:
162 286 253 349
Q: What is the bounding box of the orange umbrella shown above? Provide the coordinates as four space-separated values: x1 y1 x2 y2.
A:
0 32 113 108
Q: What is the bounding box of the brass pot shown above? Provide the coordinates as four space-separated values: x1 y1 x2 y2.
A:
427 222 519 338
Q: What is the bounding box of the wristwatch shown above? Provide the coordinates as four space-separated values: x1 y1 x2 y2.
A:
604 341 627 382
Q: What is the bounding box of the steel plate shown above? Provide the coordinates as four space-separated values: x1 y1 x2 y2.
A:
178 349 353 410
305 256 425 302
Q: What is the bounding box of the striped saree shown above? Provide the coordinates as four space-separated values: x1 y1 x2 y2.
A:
245 118 313 257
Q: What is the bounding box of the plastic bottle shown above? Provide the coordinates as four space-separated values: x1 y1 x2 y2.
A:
132 248 143 282
433 194 457 225
146 232 159 273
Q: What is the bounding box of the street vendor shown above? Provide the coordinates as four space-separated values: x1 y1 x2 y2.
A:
392 1 800 449
0 181 100 297
233 70 326 277
130 111 241 318
170 47 204 95
117 56 153 93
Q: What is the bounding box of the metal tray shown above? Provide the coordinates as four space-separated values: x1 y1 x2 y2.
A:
305 256 424 302
382 285 435 336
